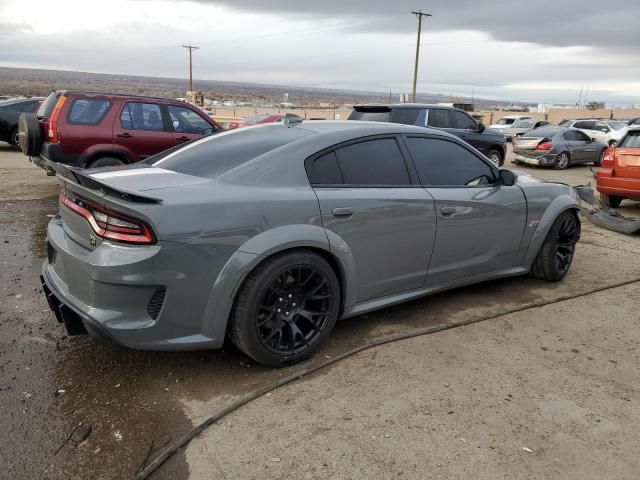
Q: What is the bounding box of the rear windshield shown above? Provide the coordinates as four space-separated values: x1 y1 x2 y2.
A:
244 114 272 124
148 126 312 179
514 120 535 128
558 119 572 126
349 107 421 125
606 121 627 130
495 118 516 125
522 128 560 138
36 92 63 118
619 131 640 148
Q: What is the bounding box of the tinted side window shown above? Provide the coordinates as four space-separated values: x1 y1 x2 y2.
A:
574 131 591 142
67 99 110 124
335 138 410 186
562 130 579 141
451 110 477 129
121 102 164 132
406 137 495 186
20 101 38 112
574 121 595 130
427 109 452 128
307 151 343 184
168 105 215 134
389 108 421 126
594 121 609 132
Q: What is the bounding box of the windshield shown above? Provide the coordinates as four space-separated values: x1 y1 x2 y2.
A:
558 119 572 127
244 114 272 124
606 121 627 130
513 119 535 128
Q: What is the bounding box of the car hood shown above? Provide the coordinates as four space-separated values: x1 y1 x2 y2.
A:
512 169 548 184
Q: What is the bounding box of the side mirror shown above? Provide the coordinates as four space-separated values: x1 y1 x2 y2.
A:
601 128 609 133
203 128 213 135
591 137 597 142
498 169 516 186
477 122 486 133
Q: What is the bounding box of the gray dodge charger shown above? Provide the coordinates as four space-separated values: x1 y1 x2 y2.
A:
42 121 581 366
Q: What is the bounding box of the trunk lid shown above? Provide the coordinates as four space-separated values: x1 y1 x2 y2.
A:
513 137 545 151
614 147 640 178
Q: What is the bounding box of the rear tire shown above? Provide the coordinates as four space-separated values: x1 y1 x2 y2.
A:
553 152 570 170
600 193 623 208
87 156 126 168
531 211 580 282
229 250 340 367
18 113 41 156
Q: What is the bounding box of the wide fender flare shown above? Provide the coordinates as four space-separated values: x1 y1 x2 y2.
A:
200 225 357 343
523 194 580 266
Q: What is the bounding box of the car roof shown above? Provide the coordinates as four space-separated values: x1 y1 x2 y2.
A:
353 103 456 110
56 90 188 104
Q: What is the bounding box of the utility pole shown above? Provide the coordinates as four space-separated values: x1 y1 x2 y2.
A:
182 44 200 92
411 10 432 103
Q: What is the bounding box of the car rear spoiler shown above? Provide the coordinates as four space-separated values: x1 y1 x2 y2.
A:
47 161 162 204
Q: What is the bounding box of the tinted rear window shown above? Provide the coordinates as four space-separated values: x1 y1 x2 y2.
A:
334 138 410 185
149 126 312 179
522 128 561 138
349 107 390 122
68 99 111 124
619 131 640 148
36 92 63 118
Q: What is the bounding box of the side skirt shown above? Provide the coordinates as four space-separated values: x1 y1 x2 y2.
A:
341 266 530 320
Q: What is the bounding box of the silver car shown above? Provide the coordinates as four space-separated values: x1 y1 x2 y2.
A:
513 127 607 169
42 121 581 366
503 119 551 141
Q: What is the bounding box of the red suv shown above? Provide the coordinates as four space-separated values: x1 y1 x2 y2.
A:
19 91 223 170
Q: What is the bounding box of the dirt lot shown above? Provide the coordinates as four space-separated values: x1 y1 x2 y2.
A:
0 143 638 480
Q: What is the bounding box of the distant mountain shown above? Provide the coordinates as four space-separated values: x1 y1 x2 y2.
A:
0 66 534 107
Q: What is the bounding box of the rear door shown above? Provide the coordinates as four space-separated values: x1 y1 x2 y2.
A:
308 136 437 303
166 104 218 146
114 101 175 160
403 135 527 285
562 130 591 163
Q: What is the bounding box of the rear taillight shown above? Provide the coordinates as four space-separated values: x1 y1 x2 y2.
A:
536 142 553 151
48 96 67 142
59 193 155 245
601 147 616 168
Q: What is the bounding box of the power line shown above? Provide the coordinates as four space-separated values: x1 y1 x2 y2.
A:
411 10 432 103
182 44 199 92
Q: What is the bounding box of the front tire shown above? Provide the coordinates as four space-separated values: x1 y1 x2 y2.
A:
9 128 20 150
553 152 570 170
600 193 623 208
531 211 580 282
486 148 502 167
229 251 340 367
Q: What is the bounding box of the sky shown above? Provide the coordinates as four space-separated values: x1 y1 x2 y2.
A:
1 0 639 105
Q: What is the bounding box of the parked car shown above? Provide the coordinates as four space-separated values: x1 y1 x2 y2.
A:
19 90 223 171
41 121 580 366
558 119 628 146
596 127 640 207
227 112 303 129
503 119 551 141
348 104 507 166
512 127 607 169
0 97 43 149
489 115 531 131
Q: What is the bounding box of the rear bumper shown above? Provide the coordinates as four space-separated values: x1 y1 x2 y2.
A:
513 151 557 167
43 217 235 350
33 142 81 169
596 170 640 197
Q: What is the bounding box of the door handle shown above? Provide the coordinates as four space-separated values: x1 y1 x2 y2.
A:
440 206 457 217
116 133 133 138
332 207 354 218
176 136 190 142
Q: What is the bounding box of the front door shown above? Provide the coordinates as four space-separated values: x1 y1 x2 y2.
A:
166 104 218 146
562 130 593 163
114 101 175 160
402 135 527 285
307 136 436 303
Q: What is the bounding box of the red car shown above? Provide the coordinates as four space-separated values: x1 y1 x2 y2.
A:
227 112 302 129
597 127 640 207
19 91 223 170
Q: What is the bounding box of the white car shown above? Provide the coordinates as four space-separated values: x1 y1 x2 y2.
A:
489 115 532 131
559 119 628 146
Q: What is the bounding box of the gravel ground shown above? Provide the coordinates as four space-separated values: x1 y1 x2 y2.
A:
0 143 638 480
